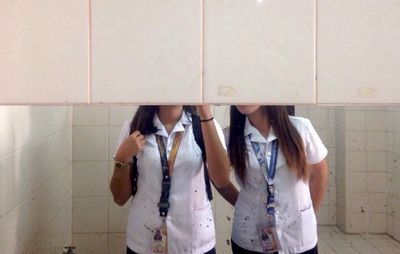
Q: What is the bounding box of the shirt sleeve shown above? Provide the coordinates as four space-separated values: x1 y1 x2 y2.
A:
304 119 328 165
113 120 132 160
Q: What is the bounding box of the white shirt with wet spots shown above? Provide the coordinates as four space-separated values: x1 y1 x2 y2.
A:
224 116 328 254
115 112 226 254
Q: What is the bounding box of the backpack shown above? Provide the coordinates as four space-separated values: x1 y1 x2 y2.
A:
129 114 213 200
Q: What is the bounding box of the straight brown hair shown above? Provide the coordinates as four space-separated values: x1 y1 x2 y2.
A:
228 106 308 182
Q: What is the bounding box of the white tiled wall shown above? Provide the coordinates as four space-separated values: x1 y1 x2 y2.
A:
0 106 72 253
336 107 392 234
386 107 400 241
72 106 137 253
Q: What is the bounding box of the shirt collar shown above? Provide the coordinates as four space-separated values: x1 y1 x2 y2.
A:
244 117 277 144
154 111 191 137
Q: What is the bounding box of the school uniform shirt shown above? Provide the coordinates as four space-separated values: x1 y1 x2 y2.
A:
115 112 225 254
227 116 328 254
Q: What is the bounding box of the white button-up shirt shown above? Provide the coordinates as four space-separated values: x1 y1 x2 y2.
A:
228 116 328 254
115 112 225 254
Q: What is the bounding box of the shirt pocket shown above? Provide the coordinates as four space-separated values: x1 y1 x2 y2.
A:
299 205 318 247
191 204 215 249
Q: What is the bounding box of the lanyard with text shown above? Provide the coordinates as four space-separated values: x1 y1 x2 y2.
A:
251 139 279 215
155 132 183 218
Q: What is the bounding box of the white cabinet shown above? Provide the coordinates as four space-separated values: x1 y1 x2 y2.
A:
91 0 202 104
317 0 400 104
203 0 315 104
0 0 89 104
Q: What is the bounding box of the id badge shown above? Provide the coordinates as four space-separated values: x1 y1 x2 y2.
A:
152 223 168 254
257 215 281 253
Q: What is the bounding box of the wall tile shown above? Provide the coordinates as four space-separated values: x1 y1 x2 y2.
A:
110 106 137 127
345 111 366 131
73 162 109 197
72 197 108 233
367 213 387 233
214 193 234 234
347 172 367 192
109 127 123 161
216 232 232 254
0 212 13 254
366 111 386 131
348 212 368 233
108 233 126 254
0 155 14 217
72 234 107 254
366 132 387 152
349 193 369 214
317 205 330 225
73 106 109 127
14 129 72 206
345 151 367 172
345 131 366 151
213 106 230 129
0 107 15 158
108 197 130 233
73 127 108 162
367 152 387 172
309 108 329 129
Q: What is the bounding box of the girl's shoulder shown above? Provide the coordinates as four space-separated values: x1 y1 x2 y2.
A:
289 115 312 126
288 116 315 136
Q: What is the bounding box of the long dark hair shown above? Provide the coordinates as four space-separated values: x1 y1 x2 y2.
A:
129 106 194 135
228 106 308 182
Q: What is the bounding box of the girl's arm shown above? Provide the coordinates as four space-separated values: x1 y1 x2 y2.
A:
309 159 328 211
215 182 239 206
196 106 231 188
110 130 145 206
196 106 239 206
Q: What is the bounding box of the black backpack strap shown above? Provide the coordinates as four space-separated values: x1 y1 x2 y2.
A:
192 114 213 201
130 156 138 197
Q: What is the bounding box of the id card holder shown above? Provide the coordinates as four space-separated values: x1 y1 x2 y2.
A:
152 221 168 254
257 215 281 253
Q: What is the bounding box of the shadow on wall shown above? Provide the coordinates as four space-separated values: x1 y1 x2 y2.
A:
0 106 73 253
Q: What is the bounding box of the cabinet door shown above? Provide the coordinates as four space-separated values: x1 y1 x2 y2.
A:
203 0 315 104
0 0 88 104
318 0 400 104
91 0 202 104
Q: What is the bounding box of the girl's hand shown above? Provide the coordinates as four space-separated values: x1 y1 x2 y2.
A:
114 130 145 162
195 105 213 120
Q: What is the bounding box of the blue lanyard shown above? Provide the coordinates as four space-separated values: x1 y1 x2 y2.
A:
251 139 278 215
